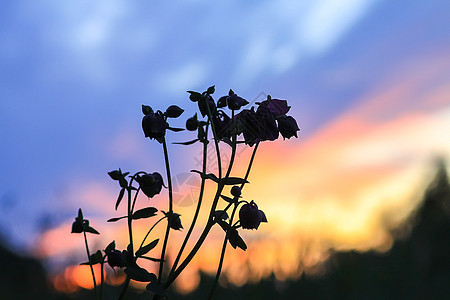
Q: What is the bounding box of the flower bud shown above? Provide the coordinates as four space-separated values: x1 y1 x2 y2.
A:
230 186 241 197
168 213 183 230
186 113 199 131
71 220 84 233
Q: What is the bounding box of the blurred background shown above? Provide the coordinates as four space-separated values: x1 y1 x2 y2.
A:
0 0 449 299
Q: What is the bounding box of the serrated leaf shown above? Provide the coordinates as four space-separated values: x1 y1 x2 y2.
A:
173 139 199 145
105 241 116 254
132 207 158 220
115 188 126 210
221 177 249 185
214 210 228 220
146 281 165 296
228 228 247 251
107 216 127 222
85 226 100 234
220 195 235 203
191 170 219 183
125 266 156 282
135 239 159 257
167 127 184 132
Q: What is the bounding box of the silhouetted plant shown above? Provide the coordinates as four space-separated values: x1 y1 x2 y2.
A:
71 86 299 299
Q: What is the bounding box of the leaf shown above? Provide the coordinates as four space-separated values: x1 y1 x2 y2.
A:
206 85 215 94
115 188 125 210
191 170 219 183
107 216 127 223
167 127 185 132
135 239 159 257
142 105 153 115
125 266 156 282
105 241 116 254
108 170 122 180
187 91 202 102
119 177 128 189
228 228 247 251
214 210 228 221
220 195 236 203
85 226 100 235
221 177 249 185
139 256 164 262
217 219 230 232
173 139 199 145
132 207 158 220
146 281 165 296
164 105 184 118
81 250 103 265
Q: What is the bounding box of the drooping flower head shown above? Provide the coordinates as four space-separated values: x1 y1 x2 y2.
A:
142 106 168 143
239 200 267 230
108 249 125 269
135 172 165 198
217 89 249 110
277 115 300 139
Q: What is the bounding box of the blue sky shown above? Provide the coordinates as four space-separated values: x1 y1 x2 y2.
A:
1 0 450 255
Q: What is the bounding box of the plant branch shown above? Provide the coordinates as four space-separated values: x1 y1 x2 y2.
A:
170 123 210 275
83 231 99 300
158 137 173 283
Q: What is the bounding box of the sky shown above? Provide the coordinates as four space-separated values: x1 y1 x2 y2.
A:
1 0 450 294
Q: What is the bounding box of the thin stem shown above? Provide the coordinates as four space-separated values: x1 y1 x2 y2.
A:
206 98 222 180
158 137 173 283
209 142 260 298
100 258 105 300
138 216 166 251
127 188 134 255
165 142 260 289
170 123 210 275
131 187 141 213
83 231 99 300
208 233 228 299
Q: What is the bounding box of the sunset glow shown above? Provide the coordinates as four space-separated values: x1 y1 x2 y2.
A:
1 0 450 297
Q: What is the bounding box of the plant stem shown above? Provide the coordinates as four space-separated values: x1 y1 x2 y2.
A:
83 230 99 300
208 141 260 299
170 123 210 275
165 142 260 289
158 137 173 283
208 231 228 299
100 259 105 300
138 216 166 251
127 187 134 255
